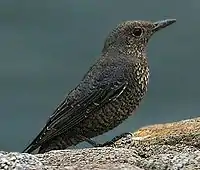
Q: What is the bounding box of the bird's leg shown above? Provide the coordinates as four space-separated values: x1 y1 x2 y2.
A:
78 132 132 147
95 140 116 147
97 132 133 147
77 135 115 147
110 132 133 142
77 135 101 147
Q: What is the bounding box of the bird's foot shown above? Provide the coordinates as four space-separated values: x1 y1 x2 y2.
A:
79 132 133 148
82 137 114 147
77 135 103 147
93 140 116 147
111 132 133 142
93 132 133 147
85 138 101 147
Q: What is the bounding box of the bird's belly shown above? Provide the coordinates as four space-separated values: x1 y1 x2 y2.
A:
74 87 145 138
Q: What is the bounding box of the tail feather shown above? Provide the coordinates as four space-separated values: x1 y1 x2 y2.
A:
22 142 38 154
22 128 47 153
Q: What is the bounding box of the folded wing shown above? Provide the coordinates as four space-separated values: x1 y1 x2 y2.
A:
23 64 128 153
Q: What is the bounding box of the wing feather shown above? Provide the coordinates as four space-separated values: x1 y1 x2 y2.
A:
23 64 128 153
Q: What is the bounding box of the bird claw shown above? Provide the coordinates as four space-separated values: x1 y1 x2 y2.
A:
114 132 133 140
84 138 115 147
82 136 115 147
94 140 116 147
104 132 133 145
90 132 133 147
80 132 133 147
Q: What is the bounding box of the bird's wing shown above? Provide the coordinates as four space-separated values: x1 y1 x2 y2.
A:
23 65 128 153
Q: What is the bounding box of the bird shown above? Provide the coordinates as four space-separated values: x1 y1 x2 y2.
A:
23 19 176 154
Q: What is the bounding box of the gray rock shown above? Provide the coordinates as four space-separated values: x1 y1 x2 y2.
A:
37 148 143 170
1 117 200 170
0 151 44 170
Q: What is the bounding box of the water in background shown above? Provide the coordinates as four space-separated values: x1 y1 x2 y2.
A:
0 0 199 152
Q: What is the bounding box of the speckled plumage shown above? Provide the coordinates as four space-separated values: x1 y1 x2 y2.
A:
23 19 176 154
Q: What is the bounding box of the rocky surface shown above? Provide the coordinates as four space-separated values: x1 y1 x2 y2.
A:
1 117 200 170
0 151 43 170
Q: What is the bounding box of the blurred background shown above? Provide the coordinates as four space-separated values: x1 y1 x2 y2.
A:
0 0 199 152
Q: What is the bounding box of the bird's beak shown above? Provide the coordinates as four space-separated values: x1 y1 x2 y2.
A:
153 19 176 32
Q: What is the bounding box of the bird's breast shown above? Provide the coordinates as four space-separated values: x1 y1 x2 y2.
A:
131 61 149 96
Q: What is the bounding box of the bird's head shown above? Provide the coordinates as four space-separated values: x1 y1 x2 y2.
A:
103 19 176 54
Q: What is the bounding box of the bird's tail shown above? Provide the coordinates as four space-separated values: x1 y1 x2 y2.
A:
22 139 40 154
22 128 46 153
22 143 38 154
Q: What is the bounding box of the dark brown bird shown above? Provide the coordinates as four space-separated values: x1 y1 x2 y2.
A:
23 19 176 154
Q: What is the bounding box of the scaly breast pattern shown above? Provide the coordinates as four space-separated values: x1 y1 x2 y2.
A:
75 60 150 138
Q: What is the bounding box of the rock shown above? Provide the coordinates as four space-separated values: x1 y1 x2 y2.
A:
1 117 200 170
109 117 200 169
113 116 200 148
37 148 143 170
0 151 44 170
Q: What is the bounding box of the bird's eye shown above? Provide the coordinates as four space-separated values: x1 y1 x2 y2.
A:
132 27 143 37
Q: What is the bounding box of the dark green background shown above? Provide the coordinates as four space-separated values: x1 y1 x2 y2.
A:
0 1 199 152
